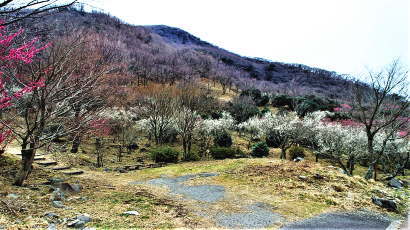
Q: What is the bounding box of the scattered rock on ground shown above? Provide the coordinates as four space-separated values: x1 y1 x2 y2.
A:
47 224 57 230
122 211 140 216
388 178 403 189
50 188 65 201
67 214 92 229
47 178 65 185
372 197 398 212
293 157 304 162
52 201 65 209
44 212 59 219
59 183 82 193
298 176 307 180
6 193 19 199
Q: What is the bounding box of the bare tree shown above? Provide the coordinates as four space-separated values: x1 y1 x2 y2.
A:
349 60 409 180
6 34 111 185
0 0 78 26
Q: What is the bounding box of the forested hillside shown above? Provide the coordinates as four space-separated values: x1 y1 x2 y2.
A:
21 8 353 100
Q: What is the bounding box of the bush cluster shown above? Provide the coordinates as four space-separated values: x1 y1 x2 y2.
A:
210 147 242 160
250 142 270 157
213 130 232 147
149 146 179 163
288 145 305 160
271 94 338 117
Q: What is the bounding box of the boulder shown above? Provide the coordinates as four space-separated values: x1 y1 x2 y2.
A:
371 197 398 212
47 224 57 230
388 178 403 189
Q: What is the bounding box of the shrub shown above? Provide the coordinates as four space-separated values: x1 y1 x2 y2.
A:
213 130 233 147
150 147 179 163
185 151 201 161
265 131 281 148
250 142 269 157
228 96 260 123
210 147 238 160
271 94 293 108
260 107 270 115
295 100 320 117
288 146 305 160
255 95 270 106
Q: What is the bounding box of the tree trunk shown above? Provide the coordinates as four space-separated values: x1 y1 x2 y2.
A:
71 135 81 153
280 147 286 159
14 143 36 186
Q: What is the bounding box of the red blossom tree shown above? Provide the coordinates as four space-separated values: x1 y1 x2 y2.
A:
0 24 48 154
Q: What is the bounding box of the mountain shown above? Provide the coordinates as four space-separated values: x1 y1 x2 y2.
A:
23 8 354 100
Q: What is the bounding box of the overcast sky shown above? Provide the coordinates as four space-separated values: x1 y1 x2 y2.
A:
86 0 408 77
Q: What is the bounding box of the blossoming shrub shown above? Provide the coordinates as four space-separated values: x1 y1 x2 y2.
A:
150 146 179 163
250 142 269 157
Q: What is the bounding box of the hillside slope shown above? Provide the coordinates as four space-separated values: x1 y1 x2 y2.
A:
23 8 353 100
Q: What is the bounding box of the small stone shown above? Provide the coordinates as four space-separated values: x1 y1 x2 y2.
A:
67 219 85 228
103 168 111 172
50 188 65 201
122 211 140 216
293 157 304 162
59 183 82 193
52 201 65 208
76 214 92 223
6 193 19 199
44 212 59 219
47 178 65 185
298 176 307 180
47 224 57 230
338 168 347 174
388 178 403 189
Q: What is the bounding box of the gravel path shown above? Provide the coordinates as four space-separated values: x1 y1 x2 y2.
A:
280 211 394 230
131 173 396 229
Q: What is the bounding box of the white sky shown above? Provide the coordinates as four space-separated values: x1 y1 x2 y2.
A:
85 0 409 77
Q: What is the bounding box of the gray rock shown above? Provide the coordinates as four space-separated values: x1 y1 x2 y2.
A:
372 197 398 212
103 168 111 172
122 211 140 216
76 214 92 223
338 168 347 174
67 219 85 228
52 201 65 209
50 188 65 201
298 175 307 180
388 178 403 189
44 212 59 219
6 193 19 199
293 157 304 162
59 183 82 193
47 178 65 185
47 224 57 230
